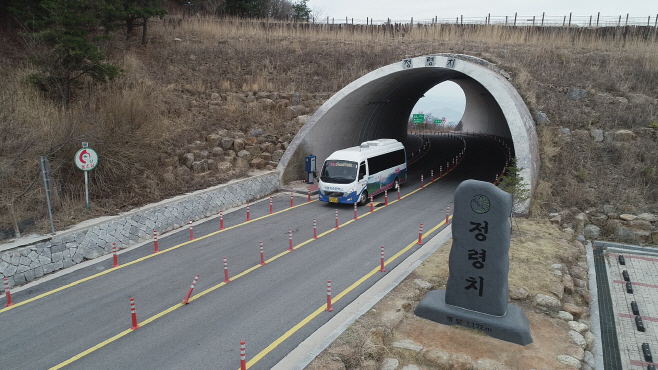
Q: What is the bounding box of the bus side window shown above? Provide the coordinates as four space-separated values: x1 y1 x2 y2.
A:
358 161 366 180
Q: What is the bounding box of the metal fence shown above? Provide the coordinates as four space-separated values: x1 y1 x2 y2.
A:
315 13 658 28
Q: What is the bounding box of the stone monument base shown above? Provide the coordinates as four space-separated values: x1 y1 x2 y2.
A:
415 290 533 346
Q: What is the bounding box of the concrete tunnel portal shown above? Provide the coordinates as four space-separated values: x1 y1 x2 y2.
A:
278 54 540 212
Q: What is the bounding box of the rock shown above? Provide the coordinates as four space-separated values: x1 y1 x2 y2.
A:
560 128 572 140
260 142 275 153
221 138 234 150
509 285 530 300
549 282 564 300
567 88 588 99
558 311 574 321
630 219 652 231
573 278 587 289
637 213 657 222
250 158 266 169
271 150 284 162
233 138 246 152
535 294 561 311
234 157 250 171
534 110 550 125
557 355 581 368
614 130 636 142
620 213 636 221
473 358 509 370
191 160 208 173
423 348 449 365
569 266 587 280
653 231 658 244
584 331 595 351
551 263 563 270
183 153 195 168
573 213 587 233
562 303 584 319
260 152 272 162
207 134 221 148
237 150 252 163
576 234 586 245
392 339 423 352
414 279 432 289
447 354 473 370
297 115 311 125
568 321 589 333
563 274 575 294
217 161 232 173
549 214 561 225
211 147 224 157
565 345 585 361
583 225 600 239
628 93 653 105
617 226 637 242
380 358 399 370
569 330 586 348
250 128 263 137
589 213 608 227
583 351 595 368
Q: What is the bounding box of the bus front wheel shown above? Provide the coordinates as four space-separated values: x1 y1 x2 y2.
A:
357 191 368 206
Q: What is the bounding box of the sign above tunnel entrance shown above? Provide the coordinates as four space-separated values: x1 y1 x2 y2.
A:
413 114 424 124
402 59 413 69
446 58 456 68
425 56 435 66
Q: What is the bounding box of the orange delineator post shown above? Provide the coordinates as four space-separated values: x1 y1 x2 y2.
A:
446 205 450 224
183 274 200 303
153 230 159 253
112 243 119 267
326 280 333 312
354 203 357 220
431 169 434 182
130 298 139 330
380 246 386 272
421 174 424 188
418 223 423 245
259 241 265 265
4 278 13 307
307 188 311 202
290 191 294 208
313 218 317 239
288 229 293 251
246 203 250 221
269 196 273 214
335 210 339 229
223 257 230 283
220 210 224 230
189 220 193 240
240 341 247 370
370 196 374 212
385 190 388 205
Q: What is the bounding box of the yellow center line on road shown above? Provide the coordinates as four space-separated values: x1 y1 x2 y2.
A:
242 217 451 369
46 166 454 369
1 198 317 314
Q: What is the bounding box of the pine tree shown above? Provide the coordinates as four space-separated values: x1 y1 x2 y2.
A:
497 157 530 212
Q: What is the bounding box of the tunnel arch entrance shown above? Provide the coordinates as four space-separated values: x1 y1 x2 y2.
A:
278 54 539 212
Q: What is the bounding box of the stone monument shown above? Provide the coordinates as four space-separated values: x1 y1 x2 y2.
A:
415 179 533 345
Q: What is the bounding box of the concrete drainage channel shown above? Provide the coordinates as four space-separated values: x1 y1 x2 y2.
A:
0 171 280 290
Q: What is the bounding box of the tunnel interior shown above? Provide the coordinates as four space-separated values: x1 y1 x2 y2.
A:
278 54 538 212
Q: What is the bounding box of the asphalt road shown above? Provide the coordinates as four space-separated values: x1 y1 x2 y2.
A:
0 133 510 370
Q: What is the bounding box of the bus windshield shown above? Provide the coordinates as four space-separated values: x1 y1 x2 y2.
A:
320 160 358 184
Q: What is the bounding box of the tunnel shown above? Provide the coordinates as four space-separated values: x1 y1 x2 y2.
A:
277 54 539 213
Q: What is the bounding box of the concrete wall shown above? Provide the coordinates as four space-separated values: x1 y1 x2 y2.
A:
278 54 539 213
0 172 280 288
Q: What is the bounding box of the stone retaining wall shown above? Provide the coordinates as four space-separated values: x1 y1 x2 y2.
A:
0 172 280 288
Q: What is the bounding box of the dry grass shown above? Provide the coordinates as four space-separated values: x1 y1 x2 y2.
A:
1 16 657 237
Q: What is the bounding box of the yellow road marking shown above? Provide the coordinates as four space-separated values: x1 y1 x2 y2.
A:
243 217 451 369
1 199 317 314
47 163 453 369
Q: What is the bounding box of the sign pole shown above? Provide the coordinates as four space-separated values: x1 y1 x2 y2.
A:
84 171 90 210
40 156 56 235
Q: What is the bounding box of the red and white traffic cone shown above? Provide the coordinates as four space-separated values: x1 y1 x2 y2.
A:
354 203 357 220
189 220 194 240
153 230 159 253
326 280 333 312
446 161 449 172
431 169 434 182
380 246 386 272
313 218 318 239
370 196 374 212
259 241 266 265
246 203 250 221
269 196 273 214
4 278 13 307
288 229 293 251
446 205 450 224
183 274 200 303
421 174 424 188
130 297 139 330
240 340 247 370
418 223 423 245
385 189 388 205
335 209 339 229
112 243 119 268
494 174 498 186
440 165 443 178
397 185 400 200
308 188 311 202
220 210 225 230
290 191 294 208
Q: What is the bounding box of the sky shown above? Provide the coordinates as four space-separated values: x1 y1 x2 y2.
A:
307 0 656 23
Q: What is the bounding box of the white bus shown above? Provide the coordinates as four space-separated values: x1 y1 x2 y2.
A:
318 139 407 205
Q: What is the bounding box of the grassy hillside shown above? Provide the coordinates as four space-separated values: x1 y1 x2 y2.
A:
1 17 657 239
